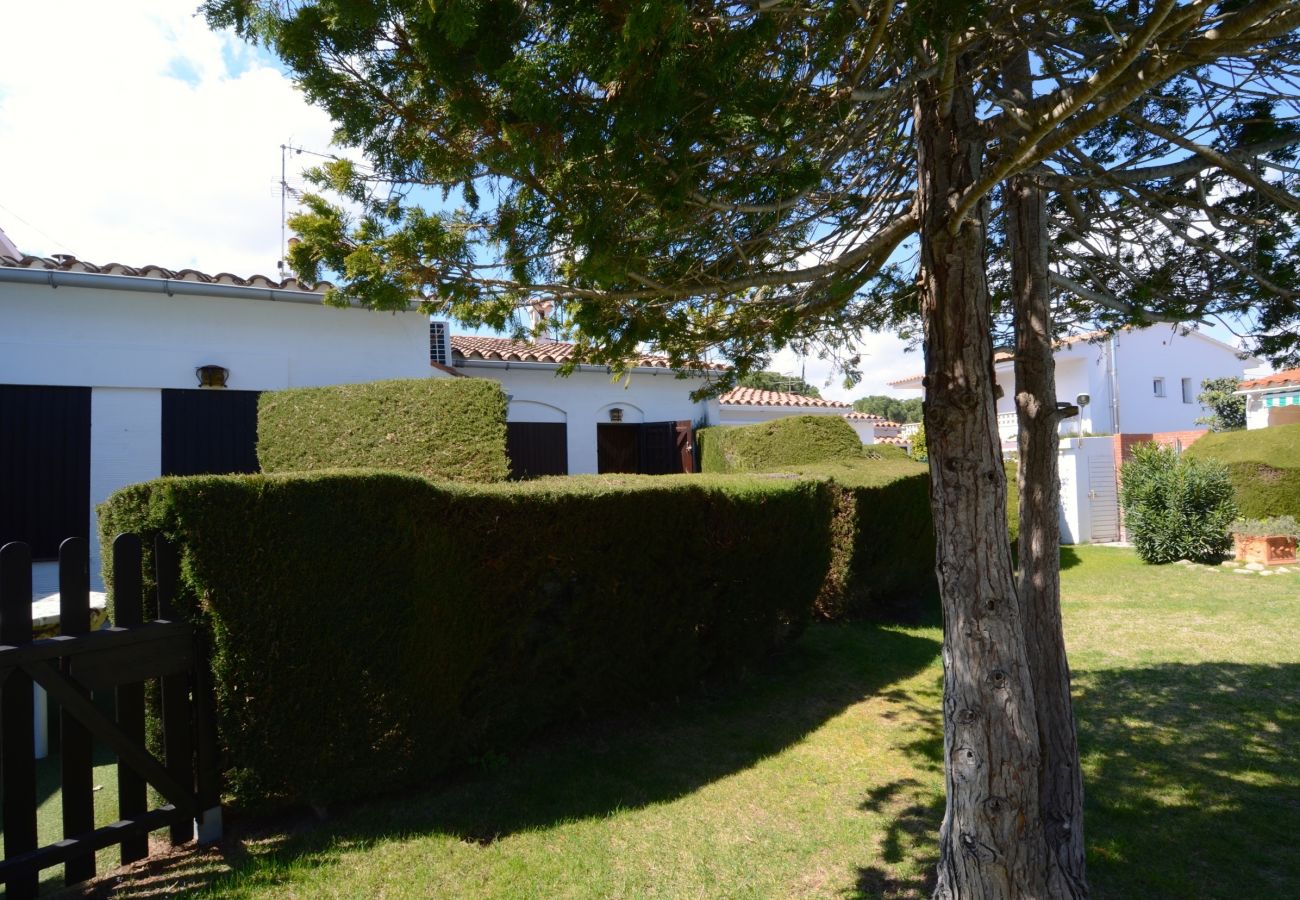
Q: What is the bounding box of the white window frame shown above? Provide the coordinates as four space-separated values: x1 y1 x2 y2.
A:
1181 377 1194 404
1153 377 1166 398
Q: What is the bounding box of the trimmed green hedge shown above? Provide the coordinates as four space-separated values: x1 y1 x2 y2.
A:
754 457 937 619
99 471 831 811
1184 423 1300 519
698 416 864 473
257 378 509 483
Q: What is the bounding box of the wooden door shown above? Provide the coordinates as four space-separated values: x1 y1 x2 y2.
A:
597 424 639 474
674 420 696 474
0 384 91 559
507 422 568 479
160 389 260 476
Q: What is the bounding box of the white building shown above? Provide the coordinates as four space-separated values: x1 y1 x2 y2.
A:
1240 368 1300 430
711 387 905 445
449 335 722 476
0 253 438 580
890 326 1261 449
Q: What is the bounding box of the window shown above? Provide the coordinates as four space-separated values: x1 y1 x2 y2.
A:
1153 377 1166 398
1181 377 1194 403
429 320 450 365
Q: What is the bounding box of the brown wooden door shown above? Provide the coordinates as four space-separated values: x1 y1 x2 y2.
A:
507 422 568 479
597 424 639 473
675 420 696 473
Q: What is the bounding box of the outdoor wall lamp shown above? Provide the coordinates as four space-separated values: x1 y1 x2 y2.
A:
196 365 230 388
609 407 623 422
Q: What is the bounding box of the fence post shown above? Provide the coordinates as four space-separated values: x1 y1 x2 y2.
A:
113 533 149 865
1 541 38 899
155 536 197 846
59 536 97 885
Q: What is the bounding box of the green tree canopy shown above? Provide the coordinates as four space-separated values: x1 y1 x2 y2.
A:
736 371 822 398
852 395 922 423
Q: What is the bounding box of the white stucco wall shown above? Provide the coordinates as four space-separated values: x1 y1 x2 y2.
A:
717 405 848 427
88 388 162 587
0 279 435 391
1108 329 1254 434
462 361 719 474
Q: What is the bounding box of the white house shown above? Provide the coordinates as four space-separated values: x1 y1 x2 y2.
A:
1240 367 1300 429
713 387 905 445
889 326 1261 544
449 335 722 476
890 326 1261 447
0 252 439 581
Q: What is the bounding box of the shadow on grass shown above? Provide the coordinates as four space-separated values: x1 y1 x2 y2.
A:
84 623 942 898
840 660 1300 899
1076 662 1300 899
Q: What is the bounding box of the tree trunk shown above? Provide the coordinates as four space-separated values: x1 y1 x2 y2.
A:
915 63 1051 899
1005 46 1090 898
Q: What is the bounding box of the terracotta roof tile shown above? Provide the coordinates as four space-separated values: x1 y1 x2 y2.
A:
843 412 901 426
875 436 911 446
717 387 850 408
450 335 727 371
0 254 326 293
1240 367 1300 391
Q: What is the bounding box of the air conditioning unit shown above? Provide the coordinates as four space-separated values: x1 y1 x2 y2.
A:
429 320 452 367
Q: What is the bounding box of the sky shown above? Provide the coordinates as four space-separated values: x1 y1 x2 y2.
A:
0 2 1265 400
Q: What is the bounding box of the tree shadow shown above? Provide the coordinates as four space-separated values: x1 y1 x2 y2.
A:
1075 662 1300 899
1060 546 1083 570
83 623 942 897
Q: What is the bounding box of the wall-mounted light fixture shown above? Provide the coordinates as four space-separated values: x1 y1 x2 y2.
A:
608 407 623 422
196 365 229 388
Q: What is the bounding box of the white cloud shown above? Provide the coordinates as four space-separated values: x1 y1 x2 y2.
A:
0 1 338 277
769 329 923 403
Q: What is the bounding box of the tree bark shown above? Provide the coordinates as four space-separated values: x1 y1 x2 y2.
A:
915 62 1051 899
1006 46 1090 899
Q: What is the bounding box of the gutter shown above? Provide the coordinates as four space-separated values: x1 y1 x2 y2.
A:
0 265 361 307
454 357 716 378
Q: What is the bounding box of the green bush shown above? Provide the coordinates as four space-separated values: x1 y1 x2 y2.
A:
1120 443 1238 563
257 378 509 483
1184 422 1300 519
98 471 831 811
697 416 864 473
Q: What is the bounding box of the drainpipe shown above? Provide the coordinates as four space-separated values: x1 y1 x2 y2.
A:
1107 333 1121 434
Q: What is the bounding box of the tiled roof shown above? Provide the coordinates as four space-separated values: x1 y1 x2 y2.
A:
717 387 850 408
0 254 325 293
450 335 727 371
1240 367 1300 391
843 411 902 426
875 436 911 446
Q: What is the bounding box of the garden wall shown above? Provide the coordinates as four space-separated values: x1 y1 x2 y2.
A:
99 471 831 811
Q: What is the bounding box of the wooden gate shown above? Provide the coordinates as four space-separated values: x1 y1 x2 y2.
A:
161 388 261 476
0 534 220 898
506 422 568 479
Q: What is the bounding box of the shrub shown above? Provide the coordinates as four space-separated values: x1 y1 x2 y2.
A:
1120 443 1238 563
1230 515 1300 538
257 378 509 483
697 415 864 473
1184 422 1300 519
98 470 831 811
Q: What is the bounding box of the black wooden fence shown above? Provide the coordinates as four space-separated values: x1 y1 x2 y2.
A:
0 534 220 898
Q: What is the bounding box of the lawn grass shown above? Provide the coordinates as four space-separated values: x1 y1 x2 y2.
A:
59 547 1300 897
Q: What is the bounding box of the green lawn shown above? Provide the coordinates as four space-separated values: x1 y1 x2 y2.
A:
63 548 1300 897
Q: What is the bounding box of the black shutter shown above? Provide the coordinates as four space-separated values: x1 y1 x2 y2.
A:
0 385 91 558
507 422 568 479
160 390 260 476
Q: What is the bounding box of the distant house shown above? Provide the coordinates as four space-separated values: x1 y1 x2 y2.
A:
714 387 904 445
0 252 438 578
1240 367 1300 430
448 335 723 477
890 326 1260 448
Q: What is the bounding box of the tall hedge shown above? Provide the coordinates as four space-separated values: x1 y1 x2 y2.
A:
1184 422 1300 519
257 377 509 483
698 415 864 473
99 471 831 811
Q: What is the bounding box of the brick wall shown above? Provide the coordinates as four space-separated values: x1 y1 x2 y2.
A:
1110 429 1209 541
